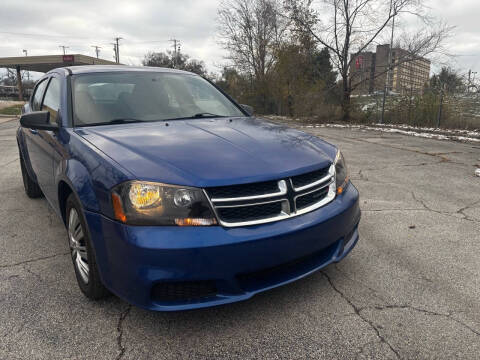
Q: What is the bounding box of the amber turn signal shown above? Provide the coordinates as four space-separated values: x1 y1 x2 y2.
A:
112 193 127 223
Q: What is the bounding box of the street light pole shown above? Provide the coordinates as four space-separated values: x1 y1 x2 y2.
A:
380 0 396 124
22 50 29 81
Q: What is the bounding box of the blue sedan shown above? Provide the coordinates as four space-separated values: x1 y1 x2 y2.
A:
17 66 360 311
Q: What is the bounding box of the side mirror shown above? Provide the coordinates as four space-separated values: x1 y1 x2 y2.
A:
241 104 254 116
20 111 58 131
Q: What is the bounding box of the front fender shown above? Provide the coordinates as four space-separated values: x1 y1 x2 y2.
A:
61 159 100 212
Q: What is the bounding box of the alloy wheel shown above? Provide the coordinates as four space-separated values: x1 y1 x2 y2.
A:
68 208 89 284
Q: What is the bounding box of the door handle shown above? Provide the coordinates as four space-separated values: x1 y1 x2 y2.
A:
29 129 38 135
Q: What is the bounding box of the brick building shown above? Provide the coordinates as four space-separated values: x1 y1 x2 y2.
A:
350 44 431 95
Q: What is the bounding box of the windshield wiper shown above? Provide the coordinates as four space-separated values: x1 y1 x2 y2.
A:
83 118 146 127
108 118 146 124
162 113 227 122
192 113 225 118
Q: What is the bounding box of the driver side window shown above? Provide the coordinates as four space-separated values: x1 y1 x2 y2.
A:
42 77 62 124
31 79 48 111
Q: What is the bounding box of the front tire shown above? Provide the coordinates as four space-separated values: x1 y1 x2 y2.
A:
66 194 109 300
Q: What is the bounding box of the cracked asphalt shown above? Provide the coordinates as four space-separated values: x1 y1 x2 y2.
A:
1 117 479 359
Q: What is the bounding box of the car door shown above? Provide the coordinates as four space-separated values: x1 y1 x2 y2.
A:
24 78 49 187
25 76 62 204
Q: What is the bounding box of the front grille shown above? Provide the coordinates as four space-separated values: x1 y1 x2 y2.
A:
296 187 330 210
207 180 279 199
205 164 336 227
151 281 217 302
217 201 284 223
291 167 331 189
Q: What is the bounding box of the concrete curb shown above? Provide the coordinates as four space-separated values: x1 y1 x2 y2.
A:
0 114 19 118
0 117 18 125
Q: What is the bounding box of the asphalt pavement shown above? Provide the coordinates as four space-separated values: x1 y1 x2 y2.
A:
1 117 479 359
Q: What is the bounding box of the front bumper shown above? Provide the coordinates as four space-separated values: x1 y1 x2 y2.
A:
85 183 360 311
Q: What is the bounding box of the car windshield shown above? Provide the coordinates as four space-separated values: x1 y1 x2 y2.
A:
72 72 246 126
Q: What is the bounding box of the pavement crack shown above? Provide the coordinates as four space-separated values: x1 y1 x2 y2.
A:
410 191 480 223
321 271 401 359
0 157 19 167
0 252 70 269
372 305 480 337
22 264 44 282
456 199 480 223
115 304 132 360
340 136 469 166
363 208 426 212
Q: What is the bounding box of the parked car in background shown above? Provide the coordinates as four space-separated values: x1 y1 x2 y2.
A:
17 66 360 311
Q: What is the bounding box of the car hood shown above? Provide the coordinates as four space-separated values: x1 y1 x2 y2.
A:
75 117 336 187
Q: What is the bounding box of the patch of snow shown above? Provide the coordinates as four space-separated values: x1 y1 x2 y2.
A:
302 123 480 143
475 169 480 177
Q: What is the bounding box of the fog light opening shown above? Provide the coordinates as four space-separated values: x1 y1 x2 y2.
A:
174 218 217 226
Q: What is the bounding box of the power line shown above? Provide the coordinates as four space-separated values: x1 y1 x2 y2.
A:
0 30 91 40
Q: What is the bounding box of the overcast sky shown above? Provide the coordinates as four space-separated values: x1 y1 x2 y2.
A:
0 0 479 80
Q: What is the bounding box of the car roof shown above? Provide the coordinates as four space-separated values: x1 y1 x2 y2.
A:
48 65 195 76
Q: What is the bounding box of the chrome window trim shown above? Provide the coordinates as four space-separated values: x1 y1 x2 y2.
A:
209 180 287 203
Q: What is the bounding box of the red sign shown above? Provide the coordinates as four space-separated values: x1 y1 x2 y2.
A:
63 55 74 62
355 56 364 69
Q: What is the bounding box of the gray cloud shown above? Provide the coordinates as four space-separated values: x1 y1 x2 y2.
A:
0 0 224 74
0 0 479 78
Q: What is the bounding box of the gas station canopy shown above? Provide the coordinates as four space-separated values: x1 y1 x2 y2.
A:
0 54 119 100
0 54 118 73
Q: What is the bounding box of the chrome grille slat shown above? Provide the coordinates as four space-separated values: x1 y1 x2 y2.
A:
291 173 333 192
210 180 287 202
205 165 336 227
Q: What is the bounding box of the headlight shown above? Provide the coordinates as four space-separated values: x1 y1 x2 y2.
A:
334 150 349 195
111 181 217 226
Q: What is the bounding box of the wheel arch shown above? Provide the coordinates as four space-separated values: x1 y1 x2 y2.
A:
57 159 102 225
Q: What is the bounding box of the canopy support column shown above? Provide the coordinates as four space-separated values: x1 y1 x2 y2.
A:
16 66 24 101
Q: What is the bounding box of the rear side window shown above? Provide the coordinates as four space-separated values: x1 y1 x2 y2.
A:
31 79 48 111
42 77 61 124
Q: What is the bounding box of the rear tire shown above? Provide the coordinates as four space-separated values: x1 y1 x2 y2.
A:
66 194 110 300
19 151 43 198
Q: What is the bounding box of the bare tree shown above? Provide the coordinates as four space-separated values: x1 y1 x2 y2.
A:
218 0 289 78
286 0 451 120
218 0 290 110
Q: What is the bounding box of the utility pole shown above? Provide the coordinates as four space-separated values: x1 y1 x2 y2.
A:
169 38 180 68
91 45 101 59
436 84 445 128
59 45 69 55
114 37 123 63
111 43 117 62
380 0 395 124
468 70 477 92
